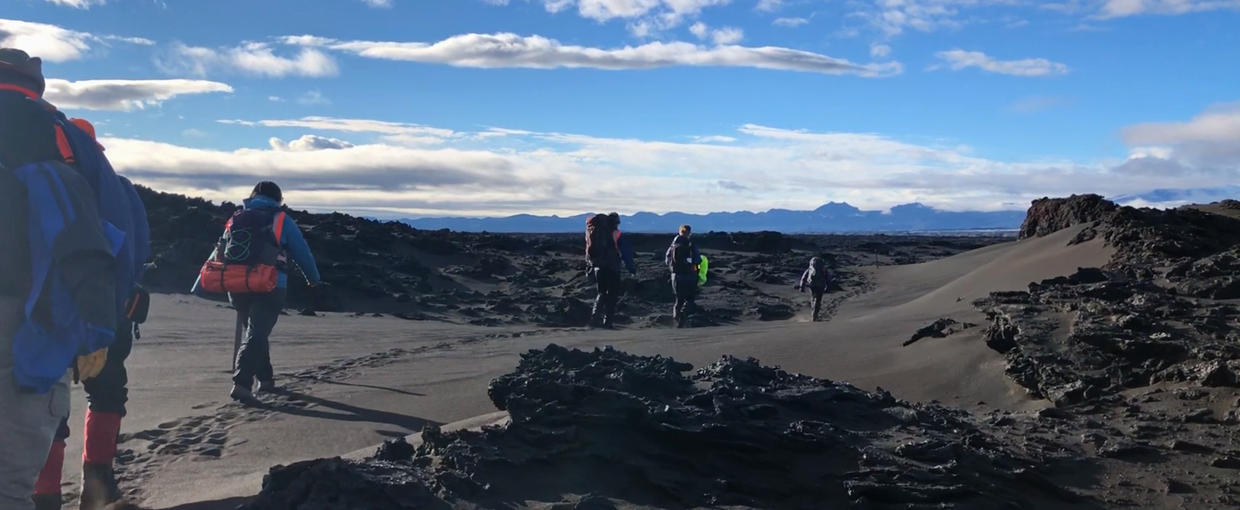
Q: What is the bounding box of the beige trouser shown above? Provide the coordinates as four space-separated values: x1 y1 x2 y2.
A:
0 297 71 510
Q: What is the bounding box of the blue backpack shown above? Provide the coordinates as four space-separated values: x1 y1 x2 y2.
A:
8 161 125 393
1 106 147 393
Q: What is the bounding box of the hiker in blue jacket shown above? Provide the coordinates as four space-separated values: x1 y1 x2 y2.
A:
192 182 320 403
665 224 703 328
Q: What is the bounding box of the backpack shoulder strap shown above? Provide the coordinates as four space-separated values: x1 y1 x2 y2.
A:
272 211 287 243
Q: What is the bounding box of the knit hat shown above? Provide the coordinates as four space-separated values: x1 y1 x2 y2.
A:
252 181 283 203
0 48 46 97
69 118 105 151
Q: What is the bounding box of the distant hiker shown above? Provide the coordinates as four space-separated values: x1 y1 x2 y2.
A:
585 212 635 329
0 48 135 510
665 225 703 328
193 181 320 404
797 256 832 322
34 118 152 510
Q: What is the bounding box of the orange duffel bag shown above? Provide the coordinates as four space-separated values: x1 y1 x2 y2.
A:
199 209 286 294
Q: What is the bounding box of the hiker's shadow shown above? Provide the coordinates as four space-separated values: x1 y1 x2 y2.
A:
267 390 439 432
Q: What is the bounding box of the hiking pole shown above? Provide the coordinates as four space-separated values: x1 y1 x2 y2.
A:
232 308 247 373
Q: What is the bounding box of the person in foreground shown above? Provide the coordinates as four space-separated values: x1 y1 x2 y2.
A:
33 118 152 510
797 256 832 322
666 225 703 328
193 182 320 404
0 48 130 510
585 212 636 329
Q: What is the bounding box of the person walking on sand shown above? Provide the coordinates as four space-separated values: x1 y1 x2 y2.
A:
0 48 127 510
192 182 320 404
585 212 635 329
666 225 702 328
797 256 832 322
33 118 152 510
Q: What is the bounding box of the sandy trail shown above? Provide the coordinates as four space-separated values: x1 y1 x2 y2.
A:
56 225 1111 509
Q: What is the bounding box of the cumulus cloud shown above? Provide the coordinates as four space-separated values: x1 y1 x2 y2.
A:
755 0 784 11
0 18 149 62
102 105 1240 217
43 79 233 110
772 17 808 27
159 41 339 78
283 32 902 77
933 49 1069 76
270 135 355 151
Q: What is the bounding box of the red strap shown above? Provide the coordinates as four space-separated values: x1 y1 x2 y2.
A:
273 212 286 244
54 125 75 163
0 83 36 99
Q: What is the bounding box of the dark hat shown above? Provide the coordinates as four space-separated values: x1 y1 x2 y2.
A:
0 48 46 97
252 181 283 203
608 212 620 226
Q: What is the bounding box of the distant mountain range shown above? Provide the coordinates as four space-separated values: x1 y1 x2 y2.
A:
1112 186 1240 207
400 202 1028 233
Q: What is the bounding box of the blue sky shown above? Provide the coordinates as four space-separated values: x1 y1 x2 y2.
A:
3 0 1238 217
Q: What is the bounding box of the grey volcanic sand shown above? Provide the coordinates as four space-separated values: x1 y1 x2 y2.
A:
57 225 1109 509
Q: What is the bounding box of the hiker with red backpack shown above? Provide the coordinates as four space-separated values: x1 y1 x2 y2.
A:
192 181 320 404
797 256 832 322
585 212 635 329
0 48 145 510
665 225 703 328
32 118 152 510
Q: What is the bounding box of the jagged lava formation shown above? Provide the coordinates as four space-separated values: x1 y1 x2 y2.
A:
242 345 1093 510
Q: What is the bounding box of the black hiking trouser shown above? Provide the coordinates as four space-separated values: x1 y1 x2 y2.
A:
53 316 135 438
672 276 698 324
809 286 826 320
592 268 621 324
231 288 286 390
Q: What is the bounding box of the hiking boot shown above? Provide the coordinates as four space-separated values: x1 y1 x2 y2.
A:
80 462 122 510
256 379 278 393
33 493 61 510
230 385 260 405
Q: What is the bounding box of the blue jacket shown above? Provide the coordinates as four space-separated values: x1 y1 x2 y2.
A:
616 230 636 275
191 196 320 293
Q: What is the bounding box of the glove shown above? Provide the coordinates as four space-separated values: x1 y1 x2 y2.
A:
75 348 108 383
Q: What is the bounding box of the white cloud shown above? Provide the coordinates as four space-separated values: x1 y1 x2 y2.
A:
933 49 1069 76
772 17 809 27
219 116 458 140
755 0 784 11
689 21 709 38
270 134 355 151
159 41 339 78
0 19 147 62
40 0 107 8
284 32 902 77
102 107 1240 217
361 0 394 7
269 96 285 102
870 43 891 57
43 79 233 111
298 90 331 105
1098 0 1240 18
710 27 744 45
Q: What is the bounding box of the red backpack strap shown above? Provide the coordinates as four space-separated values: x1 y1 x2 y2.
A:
272 212 287 244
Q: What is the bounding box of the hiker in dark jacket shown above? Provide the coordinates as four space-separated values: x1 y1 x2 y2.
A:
191 182 320 403
797 256 832 322
0 48 118 510
665 225 702 328
586 213 635 329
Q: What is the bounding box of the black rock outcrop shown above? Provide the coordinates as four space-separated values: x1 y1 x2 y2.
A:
242 345 1091 510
